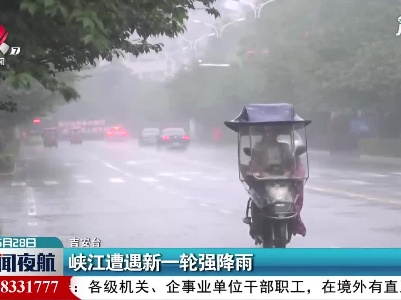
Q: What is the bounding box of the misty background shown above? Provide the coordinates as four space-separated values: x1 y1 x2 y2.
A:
52 0 401 158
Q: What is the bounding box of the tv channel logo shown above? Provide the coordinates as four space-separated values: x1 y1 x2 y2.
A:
0 24 21 65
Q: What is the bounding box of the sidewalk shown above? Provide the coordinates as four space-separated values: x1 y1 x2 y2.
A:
308 149 401 166
191 142 401 166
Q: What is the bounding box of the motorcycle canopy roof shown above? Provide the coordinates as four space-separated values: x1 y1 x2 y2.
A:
224 103 311 133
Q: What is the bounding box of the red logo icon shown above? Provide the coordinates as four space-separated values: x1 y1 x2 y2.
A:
0 24 10 55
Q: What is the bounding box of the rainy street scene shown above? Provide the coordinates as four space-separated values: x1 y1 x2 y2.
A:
0 0 400 249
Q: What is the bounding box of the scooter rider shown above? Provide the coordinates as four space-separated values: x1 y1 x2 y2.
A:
249 126 294 177
248 126 306 238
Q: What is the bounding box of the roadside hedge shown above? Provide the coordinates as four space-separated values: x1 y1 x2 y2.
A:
0 139 20 174
358 138 401 158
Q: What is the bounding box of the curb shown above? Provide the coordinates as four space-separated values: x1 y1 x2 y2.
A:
0 163 16 176
359 155 401 165
204 144 401 165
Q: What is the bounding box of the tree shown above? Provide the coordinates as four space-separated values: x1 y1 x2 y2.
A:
168 0 401 120
0 0 219 110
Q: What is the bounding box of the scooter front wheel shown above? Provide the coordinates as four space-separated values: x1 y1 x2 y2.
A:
273 222 288 248
262 240 274 248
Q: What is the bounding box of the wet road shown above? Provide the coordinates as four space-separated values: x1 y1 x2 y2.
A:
0 140 400 248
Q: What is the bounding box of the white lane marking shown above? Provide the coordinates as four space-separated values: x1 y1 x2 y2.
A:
177 176 191 182
159 171 202 177
347 180 370 185
44 180 58 185
127 160 158 165
182 171 202 175
158 172 175 177
140 177 159 183
12 182 26 187
26 187 37 216
203 176 226 181
156 186 165 190
218 209 232 214
104 162 120 171
184 195 196 200
199 203 211 207
334 179 370 185
168 190 178 195
28 221 37 226
391 172 401 176
109 178 125 183
306 186 401 205
77 179 92 184
65 163 79 166
92 156 134 178
362 173 389 178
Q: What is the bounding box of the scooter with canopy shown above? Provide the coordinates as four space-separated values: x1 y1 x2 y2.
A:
224 103 311 248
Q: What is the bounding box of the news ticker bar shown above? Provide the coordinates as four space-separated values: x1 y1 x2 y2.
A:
0 276 400 299
1 237 401 276
64 248 401 276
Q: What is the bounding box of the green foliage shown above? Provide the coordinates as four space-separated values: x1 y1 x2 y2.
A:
0 155 15 173
0 77 67 127
358 138 401 158
0 139 20 173
0 0 219 112
167 0 401 122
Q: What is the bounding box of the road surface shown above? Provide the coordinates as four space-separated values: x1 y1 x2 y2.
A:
0 140 400 248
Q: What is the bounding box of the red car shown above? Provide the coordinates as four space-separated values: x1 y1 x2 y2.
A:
105 126 129 141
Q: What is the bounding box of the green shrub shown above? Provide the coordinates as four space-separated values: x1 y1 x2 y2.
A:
0 154 15 173
26 135 42 145
0 139 20 173
358 138 401 157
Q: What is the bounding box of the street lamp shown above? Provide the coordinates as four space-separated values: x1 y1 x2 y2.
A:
181 33 216 50
192 18 246 38
164 47 189 76
166 47 189 57
241 0 276 18
181 33 216 57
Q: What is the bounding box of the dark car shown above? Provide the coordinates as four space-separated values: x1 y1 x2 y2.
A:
138 128 160 147
157 128 190 150
105 126 129 141
42 128 58 148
